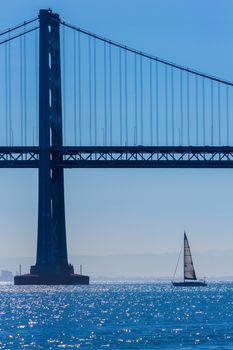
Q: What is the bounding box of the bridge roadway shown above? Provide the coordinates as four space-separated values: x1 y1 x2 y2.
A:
1 146 233 168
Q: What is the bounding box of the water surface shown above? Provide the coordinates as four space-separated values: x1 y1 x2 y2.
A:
1 281 233 349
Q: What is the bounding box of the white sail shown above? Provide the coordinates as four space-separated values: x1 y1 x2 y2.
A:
184 232 197 280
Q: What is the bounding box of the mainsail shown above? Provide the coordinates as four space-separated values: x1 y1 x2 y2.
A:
184 232 197 280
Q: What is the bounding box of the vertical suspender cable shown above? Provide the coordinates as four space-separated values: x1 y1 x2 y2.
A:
180 70 183 145
119 48 123 146
5 41 8 146
88 36 92 146
156 61 159 145
211 80 214 145
165 65 168 145
140 55 143 145
150 59 153 145
202 77 205 145
226 85 229 145
8 32 12 145
195 75 199 145
94 38 97 146
187 72 190 145
125 50 128 145
24 23 27 146
62 25 66 144
119 48 122 146
171 66 174 146
134 54 137 145
35 29 38 145
104 42 107 145
73 31 77 145
109 44 112 146
218 82 221 146
78 31 82 146
20 36 23 146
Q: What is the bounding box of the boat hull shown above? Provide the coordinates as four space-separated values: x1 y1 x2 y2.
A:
172 281 207 287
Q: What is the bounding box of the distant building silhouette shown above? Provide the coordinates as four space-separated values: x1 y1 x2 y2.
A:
0 270 13 282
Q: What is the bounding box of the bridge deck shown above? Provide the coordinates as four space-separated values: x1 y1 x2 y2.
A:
1 146 233 168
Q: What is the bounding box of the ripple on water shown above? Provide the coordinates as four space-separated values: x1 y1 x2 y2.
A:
0 282 233 349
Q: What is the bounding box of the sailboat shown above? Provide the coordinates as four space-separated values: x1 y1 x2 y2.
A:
172 232 207 287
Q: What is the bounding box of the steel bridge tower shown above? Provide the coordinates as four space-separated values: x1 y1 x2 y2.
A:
14 9 89 285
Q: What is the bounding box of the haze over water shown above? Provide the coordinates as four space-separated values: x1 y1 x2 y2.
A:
1 281 233 349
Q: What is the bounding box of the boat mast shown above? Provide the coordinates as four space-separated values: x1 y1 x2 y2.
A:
183 231 185 282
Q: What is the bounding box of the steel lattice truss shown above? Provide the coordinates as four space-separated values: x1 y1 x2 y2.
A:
1 146 233 168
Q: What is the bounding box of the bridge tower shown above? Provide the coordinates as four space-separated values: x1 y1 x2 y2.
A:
14 9 89 285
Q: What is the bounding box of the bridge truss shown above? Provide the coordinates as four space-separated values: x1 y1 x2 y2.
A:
1 146 233 168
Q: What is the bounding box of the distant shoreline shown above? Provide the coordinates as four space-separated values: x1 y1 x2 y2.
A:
1 252 233 279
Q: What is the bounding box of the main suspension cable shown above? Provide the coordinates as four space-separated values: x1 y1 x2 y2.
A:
60 20 233 87
0 17 38 37
0 27 39 46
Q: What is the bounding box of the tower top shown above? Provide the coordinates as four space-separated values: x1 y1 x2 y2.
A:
39 9 60 20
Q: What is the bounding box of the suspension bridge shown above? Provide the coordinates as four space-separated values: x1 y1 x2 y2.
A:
0 9 232 284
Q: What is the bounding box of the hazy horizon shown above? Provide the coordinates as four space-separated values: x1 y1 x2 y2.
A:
1 250 233 279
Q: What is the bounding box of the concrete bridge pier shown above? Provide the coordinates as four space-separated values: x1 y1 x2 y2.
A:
14 9 89 285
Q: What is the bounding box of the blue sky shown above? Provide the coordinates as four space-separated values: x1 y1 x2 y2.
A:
0 0 233 276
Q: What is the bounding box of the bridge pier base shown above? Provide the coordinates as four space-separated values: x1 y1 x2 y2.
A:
14 273 89 285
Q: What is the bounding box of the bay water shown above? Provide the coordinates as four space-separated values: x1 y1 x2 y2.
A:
1 281 233 349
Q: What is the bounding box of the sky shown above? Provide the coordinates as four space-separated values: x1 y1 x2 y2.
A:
0 0 233 277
